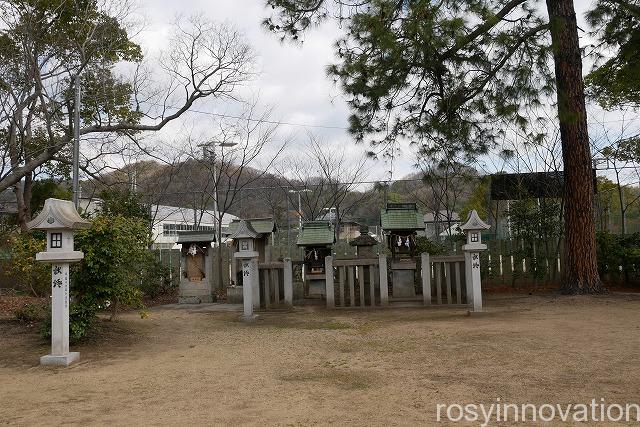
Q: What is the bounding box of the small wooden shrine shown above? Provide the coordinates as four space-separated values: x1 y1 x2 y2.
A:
380 202 423 298
297 221 335 297
177 230 216 303
380 203 423 260
227 217 276 262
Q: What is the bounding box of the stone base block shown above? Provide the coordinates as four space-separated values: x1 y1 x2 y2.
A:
226 286 243 304
466 310 486 317
308 279 326 296
41 352 80 366
391 269 416 298
240 314 259 322
179 295 213 304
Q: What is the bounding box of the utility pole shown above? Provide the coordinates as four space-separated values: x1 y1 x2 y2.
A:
72 75 81 208
198 140 237 291
298 192 303 229
289 189 311 229
286 192 291 258
198 141 237 238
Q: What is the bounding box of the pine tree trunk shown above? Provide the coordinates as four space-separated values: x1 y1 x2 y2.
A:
546 0 605 293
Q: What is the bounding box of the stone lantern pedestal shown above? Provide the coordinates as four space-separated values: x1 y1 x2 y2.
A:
230 220 260 321
27 198 90 366
460 210 491 313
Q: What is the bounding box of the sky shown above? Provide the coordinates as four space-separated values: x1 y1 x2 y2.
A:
128 0 638 185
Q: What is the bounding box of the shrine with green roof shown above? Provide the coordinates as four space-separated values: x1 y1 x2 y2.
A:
227 218 276 260
297 221 335 297
380 202 423 259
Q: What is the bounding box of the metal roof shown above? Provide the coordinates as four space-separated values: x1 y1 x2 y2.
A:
380 203 423 231
176 230 216 243
150 204 238 227
297 221 335 246
226 218 276 236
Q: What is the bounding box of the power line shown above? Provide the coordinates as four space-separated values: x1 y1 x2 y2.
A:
144 101 350 131
104 177 428 197
93 162 640 198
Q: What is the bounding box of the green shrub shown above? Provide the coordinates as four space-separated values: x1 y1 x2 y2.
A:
14 302 46 323
40 214 156 341
3 232 50 296
138 259 177 298
596 231 640 282
40 302 98 343
73 215 153 319
414 236 447 255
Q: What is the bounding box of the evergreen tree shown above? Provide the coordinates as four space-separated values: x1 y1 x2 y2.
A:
264 0 609 293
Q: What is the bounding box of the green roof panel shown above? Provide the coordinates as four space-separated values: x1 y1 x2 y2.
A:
380 208 423 231
297 221 335 246
227 218 276 236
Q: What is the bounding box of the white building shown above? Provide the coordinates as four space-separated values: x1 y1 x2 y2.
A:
78 198 238 250
424 210 462 240
150 205 238 250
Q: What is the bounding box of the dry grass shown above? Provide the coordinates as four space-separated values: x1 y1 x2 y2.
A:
1 293 640 426
280 368 375 390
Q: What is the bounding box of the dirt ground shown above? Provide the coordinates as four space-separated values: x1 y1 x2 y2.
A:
1 294 640 426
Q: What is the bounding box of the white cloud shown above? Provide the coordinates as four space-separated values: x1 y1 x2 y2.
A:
129 0 634 184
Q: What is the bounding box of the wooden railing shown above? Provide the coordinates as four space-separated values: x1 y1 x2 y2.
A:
322 253 479 309
423 254 468 306
325 257 381 308
258 260 293 309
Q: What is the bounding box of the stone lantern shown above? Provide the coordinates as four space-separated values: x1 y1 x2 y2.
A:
27 198 90 366
349 225 378 259
460 210 491 313
229 220 260 320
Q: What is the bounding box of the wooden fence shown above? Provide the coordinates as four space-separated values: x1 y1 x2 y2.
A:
327 258 381 308
258 262 285 309
324 253 477 309
481 238 563 287
425 254 469 305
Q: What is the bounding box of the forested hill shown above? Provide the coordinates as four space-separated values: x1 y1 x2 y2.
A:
83 160 479 227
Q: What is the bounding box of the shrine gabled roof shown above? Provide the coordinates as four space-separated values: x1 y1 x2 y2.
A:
227 217 276 235
176 230 216 243
380 204 423 231
297 221 335 246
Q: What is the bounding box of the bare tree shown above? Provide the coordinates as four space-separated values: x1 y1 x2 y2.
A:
184 102 286 289
413 152 475 242
591 113 640 236
0 5 254 230
275 134 370 239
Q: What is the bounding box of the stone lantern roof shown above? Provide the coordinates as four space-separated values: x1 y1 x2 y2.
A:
460 210 490 232
229 219 260 240
27 198 90 231
349 226 378 247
